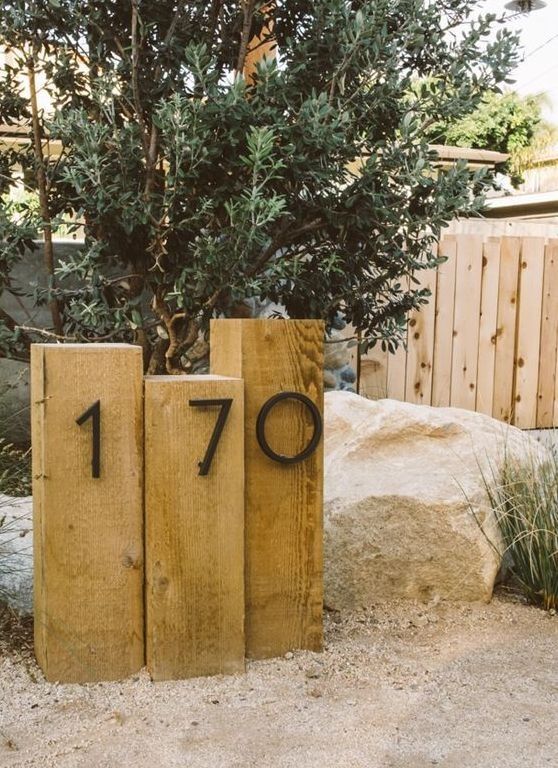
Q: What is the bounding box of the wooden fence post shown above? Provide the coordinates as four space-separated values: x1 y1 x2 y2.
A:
145 375 245 680
210 319 324 659
31 344 144 683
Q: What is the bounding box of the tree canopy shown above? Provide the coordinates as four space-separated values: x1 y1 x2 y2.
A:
441 90 556 186
0 1 518 372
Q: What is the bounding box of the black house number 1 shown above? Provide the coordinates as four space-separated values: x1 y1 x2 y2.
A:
75 399 101 479
75 391 322 479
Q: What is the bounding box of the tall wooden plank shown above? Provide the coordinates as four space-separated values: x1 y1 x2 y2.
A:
359 344 389 400
538 241 558 427
31 344 144 683
210 319 323 659
386 338 407 401
450 235 483 411
405 265 437 405
386 276 410 401
432 236 457 407
493 238 522 423
476 238 501 417
514 238 545 428
145 375 245 680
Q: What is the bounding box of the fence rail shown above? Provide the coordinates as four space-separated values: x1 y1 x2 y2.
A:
358 219 558 429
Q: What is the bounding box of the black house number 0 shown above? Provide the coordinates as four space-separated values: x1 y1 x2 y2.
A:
76 391 322 479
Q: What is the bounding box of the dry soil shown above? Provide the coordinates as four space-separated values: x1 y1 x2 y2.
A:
1 591 557 768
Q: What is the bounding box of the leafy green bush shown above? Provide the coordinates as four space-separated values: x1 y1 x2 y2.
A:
0 1 519 371
483 450 558 611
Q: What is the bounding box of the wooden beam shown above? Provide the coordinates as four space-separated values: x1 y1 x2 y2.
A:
145 375 245 680
31 344 144 683
210 319 323 659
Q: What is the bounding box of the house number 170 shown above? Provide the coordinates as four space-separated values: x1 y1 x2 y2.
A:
76 391 322 479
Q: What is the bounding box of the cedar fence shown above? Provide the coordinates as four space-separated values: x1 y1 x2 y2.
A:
358 219 558 429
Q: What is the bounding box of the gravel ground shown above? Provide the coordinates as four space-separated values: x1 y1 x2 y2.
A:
1 591 557 768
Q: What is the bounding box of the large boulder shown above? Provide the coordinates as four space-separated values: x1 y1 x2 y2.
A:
0 494 33 614
324 392 545 608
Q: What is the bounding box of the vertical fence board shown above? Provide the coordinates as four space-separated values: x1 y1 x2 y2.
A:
450 236 483 411
405 266 437 405
386 276 410 401
387 335 408 401
493 237 521 423
539 241 558 427
359 345 389 400
432 237 457 407
476 238 501 417
514 238 545 428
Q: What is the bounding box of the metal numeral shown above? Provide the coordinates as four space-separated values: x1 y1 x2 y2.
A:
76 399 101 478
256 391 322 465
189 398 233 476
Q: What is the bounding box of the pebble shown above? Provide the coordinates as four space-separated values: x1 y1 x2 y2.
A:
284 652 294 660
305 665 322 679
307 687 323 698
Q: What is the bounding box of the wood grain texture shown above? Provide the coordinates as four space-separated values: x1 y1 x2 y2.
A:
493 238 521 423
514 238 545 428
386 338 407 402
476 238 501 417
405 265 437 406
31 344 144 683
145 375 245 680
359 345 388 400
210 319 324 659
538 241 558 427
450 235 483 411
432 237 457 407
385 276 410 402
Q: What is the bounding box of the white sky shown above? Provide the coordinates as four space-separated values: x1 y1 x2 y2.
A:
481 0 558 122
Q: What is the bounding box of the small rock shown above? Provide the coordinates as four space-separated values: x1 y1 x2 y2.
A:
307 687 323 698
340 364 357 384
305 665 322 679
284 651 294 660
412 616 429 628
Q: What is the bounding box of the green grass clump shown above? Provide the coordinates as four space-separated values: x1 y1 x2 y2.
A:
484 450 558 611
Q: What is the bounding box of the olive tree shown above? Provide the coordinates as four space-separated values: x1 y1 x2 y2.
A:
0 1 518 372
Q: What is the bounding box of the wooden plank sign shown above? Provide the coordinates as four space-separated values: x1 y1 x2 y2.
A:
210 319 324 659
31 344 144 683
145 375 245 680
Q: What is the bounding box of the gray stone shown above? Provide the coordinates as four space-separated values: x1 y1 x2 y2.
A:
339 365 357 384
